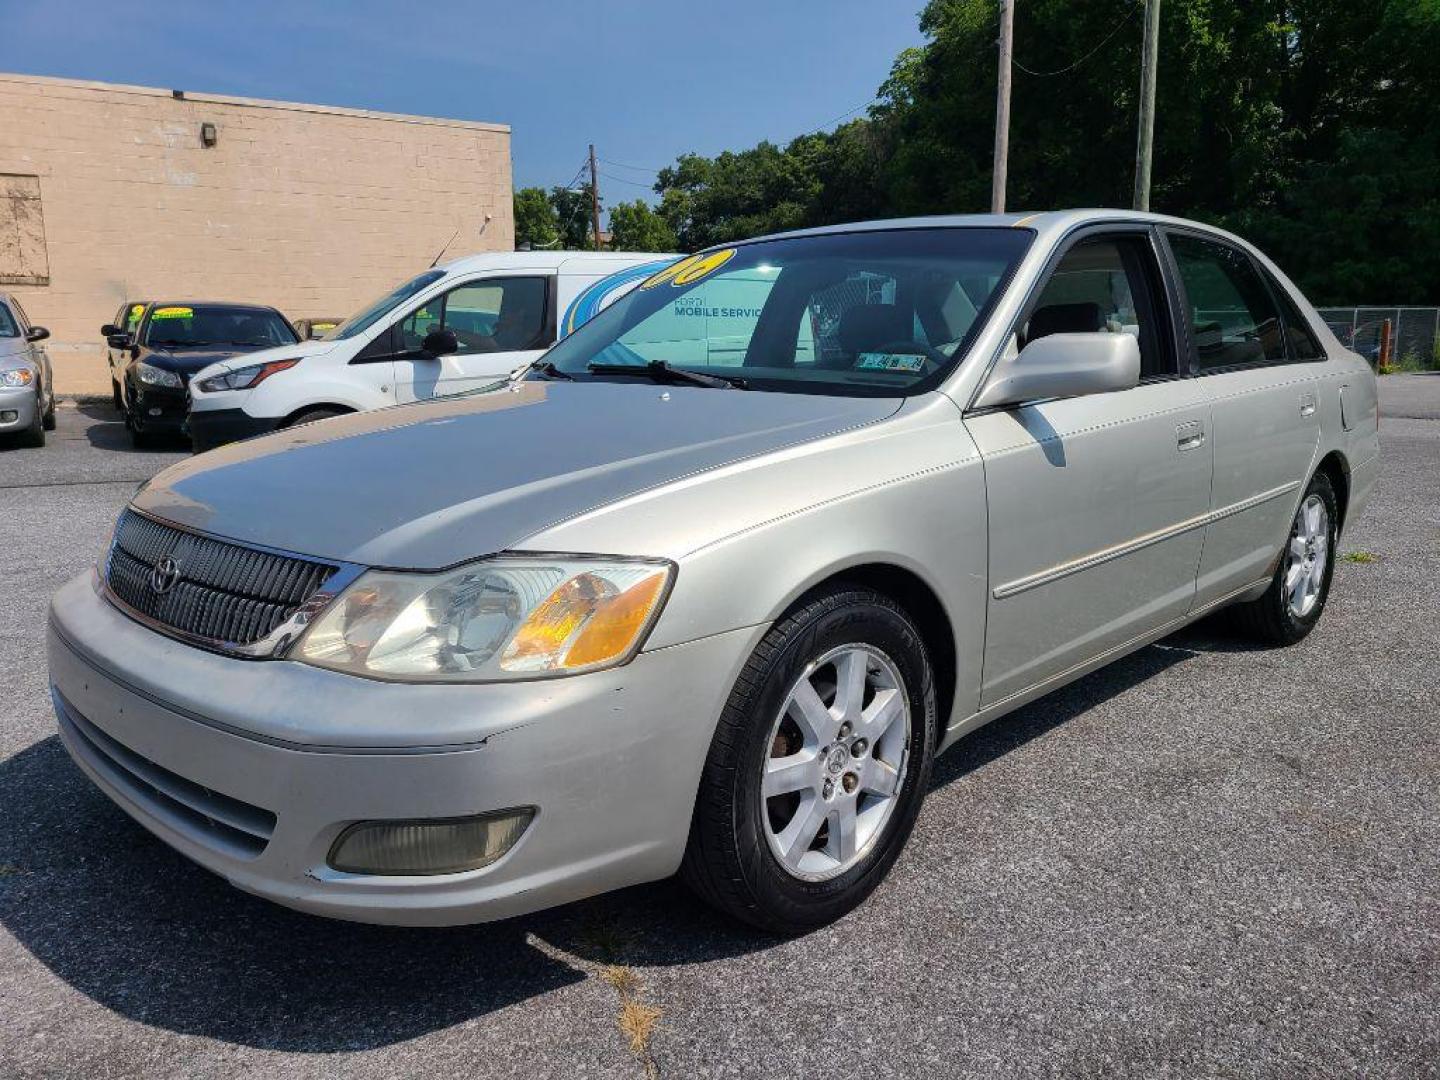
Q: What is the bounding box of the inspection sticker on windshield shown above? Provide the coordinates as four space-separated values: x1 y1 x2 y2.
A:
641 248 736 289
151 306 194 320
857 352 926 373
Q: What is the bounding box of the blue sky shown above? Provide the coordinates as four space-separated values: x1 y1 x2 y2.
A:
0 0 925 206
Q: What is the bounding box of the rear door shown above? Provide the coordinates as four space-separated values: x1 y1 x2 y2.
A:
392 275 554 402
968 227 1213 706
1161 230 1322 606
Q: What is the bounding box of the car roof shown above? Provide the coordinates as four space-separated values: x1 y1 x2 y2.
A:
734 209 1250 250
437 250 677 275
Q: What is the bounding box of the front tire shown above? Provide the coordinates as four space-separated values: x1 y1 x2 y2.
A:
682 585 936 933
287 407 347 428
19 393 45 447
111 379 124 411
1228 471 1338 645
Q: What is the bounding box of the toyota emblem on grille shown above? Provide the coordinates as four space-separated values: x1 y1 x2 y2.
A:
149 555 182 595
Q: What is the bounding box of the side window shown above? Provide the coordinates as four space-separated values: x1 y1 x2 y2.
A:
1167 233 1286 370
445 277 548 354
1025 235 1172 378
398 298 444 352
1263 271 1324 361
0 303 17 338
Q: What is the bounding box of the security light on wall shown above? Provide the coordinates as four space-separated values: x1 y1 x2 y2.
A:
200 122 217 148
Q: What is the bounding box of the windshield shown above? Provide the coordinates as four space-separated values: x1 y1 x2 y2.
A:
142 305 298 348
539 227 1031 396
331 270 446 340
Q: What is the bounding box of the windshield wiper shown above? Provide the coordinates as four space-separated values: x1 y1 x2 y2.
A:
587 360 746 389
530 360 575 381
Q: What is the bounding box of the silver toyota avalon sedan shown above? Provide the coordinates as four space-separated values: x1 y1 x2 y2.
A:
48 211 1379 932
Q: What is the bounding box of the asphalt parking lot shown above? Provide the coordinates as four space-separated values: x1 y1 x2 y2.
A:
2 382 1437 1079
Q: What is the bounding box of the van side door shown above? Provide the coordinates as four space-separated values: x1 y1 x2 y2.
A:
967 227 1213 707
1161 230 1323 607
392 275 555 403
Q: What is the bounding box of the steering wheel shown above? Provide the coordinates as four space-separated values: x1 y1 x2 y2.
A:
861 339 947 374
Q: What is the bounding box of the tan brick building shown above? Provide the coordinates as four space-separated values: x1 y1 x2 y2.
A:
0 73 513 392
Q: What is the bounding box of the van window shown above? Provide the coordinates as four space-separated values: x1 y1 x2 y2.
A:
332 270 445 341
1168 233 1286 370
399 277 549 355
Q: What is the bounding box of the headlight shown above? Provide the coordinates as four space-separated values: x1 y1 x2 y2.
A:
294 556 674 681
0 368 34 387
136 362 182 388
197 358 300 393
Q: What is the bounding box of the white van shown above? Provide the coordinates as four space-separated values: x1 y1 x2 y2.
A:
187 251 676 451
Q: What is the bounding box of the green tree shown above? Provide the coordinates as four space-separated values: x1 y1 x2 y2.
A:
607 199 679 251
513 186 559 250
550 184 597 250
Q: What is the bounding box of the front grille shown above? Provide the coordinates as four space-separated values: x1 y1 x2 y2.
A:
105 509 339 651
56 690 276 859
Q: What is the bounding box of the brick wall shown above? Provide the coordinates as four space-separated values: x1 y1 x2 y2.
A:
0 73 513 392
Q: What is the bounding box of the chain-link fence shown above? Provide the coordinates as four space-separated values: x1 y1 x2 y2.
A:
1316 306 1440 368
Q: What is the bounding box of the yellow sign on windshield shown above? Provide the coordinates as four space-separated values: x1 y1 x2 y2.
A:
151 306 194 320
641 248 737 290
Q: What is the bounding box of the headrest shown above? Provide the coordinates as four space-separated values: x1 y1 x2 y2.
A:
838 304 912 354
1027 301 1103 341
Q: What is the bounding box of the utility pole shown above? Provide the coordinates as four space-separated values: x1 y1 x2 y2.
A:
991 0 1014 213
588 143 602 251
1133 0 1161 211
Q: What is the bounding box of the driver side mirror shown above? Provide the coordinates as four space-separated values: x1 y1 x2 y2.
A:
972 332 1140 410
26 326 50 343
421 328 459 357
106 331 131 350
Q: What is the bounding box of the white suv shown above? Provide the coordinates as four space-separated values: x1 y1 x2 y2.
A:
187 250 675 451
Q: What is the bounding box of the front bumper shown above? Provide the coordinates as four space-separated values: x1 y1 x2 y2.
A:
48 572 759 925
187 406 281 452
127 384 188 433
0 384 38 431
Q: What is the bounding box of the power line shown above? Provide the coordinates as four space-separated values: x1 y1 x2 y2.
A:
599 157 661 174
1013 2 1141 77
600 170 656 189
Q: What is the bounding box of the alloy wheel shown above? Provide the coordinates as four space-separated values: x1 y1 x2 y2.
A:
760 644 911 881
1284 493 1329 619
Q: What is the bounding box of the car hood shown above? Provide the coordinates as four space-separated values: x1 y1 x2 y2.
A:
133 381 902 568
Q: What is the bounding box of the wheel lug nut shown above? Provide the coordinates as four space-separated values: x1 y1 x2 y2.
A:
851 738 868 757
838 722 852 740
822 779 835 798
842 773 858 794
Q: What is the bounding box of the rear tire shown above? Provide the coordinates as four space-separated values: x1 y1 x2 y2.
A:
681 585 936 933
1228 471 1338 645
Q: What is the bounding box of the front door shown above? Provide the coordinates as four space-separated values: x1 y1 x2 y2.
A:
968 230 1213 707
1162 231 1323 607
392 276 553 402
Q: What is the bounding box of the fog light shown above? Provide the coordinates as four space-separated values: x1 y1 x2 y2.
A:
0 410 15 423
148 407 162 416
327 808 534 875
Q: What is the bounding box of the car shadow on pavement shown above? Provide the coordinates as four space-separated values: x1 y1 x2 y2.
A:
75 400 187 453
0 736 592 1052
0 624 1230 1049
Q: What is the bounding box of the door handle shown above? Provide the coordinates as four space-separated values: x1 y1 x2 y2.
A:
1176 420 1205 452
1300 393 1317 417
